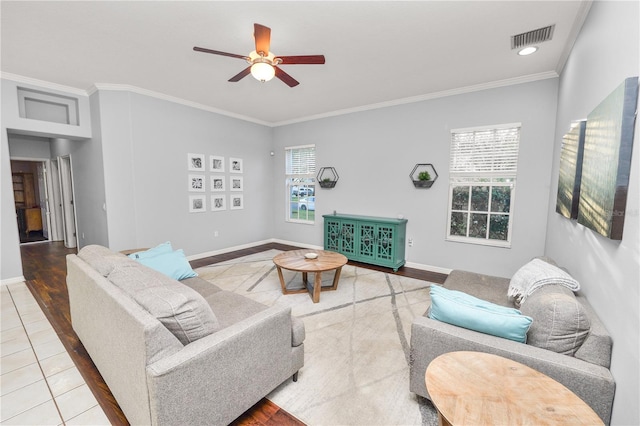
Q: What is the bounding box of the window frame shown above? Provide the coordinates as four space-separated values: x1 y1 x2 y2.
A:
285 144 316 224
446 123 521 248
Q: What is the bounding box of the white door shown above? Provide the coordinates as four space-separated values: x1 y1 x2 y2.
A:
48 159 64 241
57 155 77 248
36 162 50 240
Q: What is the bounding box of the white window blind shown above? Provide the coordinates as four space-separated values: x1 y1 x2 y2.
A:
450 126 520 176
286 145 316 176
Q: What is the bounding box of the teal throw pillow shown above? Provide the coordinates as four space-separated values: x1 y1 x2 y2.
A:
429 285 533 343
128 241 173 260
134 249 198 280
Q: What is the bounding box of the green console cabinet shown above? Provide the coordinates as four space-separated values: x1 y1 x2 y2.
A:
323 213 407 271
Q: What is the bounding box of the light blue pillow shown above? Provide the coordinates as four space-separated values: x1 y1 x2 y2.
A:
128 241 173 260
134 249 198 280
429 285 532 343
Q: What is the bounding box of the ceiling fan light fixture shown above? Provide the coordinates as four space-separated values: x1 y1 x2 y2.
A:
251 62 275 82
249 50 276 82
194 25 324 87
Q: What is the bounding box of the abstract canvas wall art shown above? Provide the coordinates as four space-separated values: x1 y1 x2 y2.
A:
578 77 638 240
556 120 586 220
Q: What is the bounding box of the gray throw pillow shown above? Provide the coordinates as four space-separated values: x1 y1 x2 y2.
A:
77 245 131 276
108 263 219 345
520 285 590 356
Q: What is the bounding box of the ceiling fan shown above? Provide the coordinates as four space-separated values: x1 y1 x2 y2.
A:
193 23 325 88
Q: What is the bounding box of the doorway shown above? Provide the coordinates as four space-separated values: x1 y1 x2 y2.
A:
11 159 49 244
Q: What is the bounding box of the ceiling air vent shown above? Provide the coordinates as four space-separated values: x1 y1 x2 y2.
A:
511 24 555 49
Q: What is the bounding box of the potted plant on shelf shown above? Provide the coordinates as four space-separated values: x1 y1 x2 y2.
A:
317 167 339 188
410 163 438 188
319 177 336 188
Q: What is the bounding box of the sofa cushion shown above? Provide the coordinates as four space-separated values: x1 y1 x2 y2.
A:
205 291 268 330
77 245 132 276
429 285 532 343
444 270 512 307
573 295 612 368
508 259 580 307
181 277 222 298
520 285 590 356
133 249 198 280
108 264 219 345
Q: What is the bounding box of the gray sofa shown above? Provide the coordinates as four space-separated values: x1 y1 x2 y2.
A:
409 261 615 424
66 245 304 425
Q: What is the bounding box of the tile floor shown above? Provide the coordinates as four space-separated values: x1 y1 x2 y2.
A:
1 282 110 425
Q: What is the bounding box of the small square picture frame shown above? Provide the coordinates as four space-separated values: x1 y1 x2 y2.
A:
210 155 225 172
230 176 243 191
188 174 205 192
211 195 226 211
188 153 206 172
189 195 206 213
230 194 244 210
230 157 243 174
211 175 225 192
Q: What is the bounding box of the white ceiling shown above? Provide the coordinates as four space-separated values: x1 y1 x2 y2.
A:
1 1 590 126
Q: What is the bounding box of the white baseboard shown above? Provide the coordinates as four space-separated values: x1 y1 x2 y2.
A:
186 239 274 261
186 239 451 276
186 238 325 261
269 239 323 250
1 276 26 287
404 261 452 275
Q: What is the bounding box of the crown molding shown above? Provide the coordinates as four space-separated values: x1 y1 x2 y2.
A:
1 72 89 96
3 71 558 128
90 83 271 127
272 71 559 127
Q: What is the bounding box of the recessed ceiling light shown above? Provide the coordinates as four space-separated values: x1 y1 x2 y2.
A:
518 46 538 56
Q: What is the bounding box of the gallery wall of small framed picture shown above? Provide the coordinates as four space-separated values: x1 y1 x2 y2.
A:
187 153 243 212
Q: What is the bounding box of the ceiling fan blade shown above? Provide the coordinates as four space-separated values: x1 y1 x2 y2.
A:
274 66 300 87
254 23 271 55
193 46 249 60
278 55 326 65
228 66 252 82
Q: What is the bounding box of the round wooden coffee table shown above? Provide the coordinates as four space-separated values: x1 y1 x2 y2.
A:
273 249 348 303
425 351 603 426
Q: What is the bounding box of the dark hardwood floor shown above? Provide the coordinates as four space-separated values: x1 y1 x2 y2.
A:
20 241 447 425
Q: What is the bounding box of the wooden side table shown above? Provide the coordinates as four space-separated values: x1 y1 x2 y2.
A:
273 249 347 303
425 351 603 426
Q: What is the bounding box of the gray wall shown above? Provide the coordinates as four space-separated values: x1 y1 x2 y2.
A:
8 134 51 159
545 2 639 424
50 135 110 249
1 78 92 282
273 79 559 277
1 129 23 281
95 90 275 255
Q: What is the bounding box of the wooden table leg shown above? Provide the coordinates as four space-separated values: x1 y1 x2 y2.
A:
328 266 343 291
276 266 287 293
302 272 308 285
312 272 322 303
437 411 451 426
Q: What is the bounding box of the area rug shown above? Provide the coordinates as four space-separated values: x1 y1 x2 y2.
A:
195 250 438 426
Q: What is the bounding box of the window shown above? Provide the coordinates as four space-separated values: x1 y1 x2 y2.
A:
447 124 521 247
285 145 316 223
